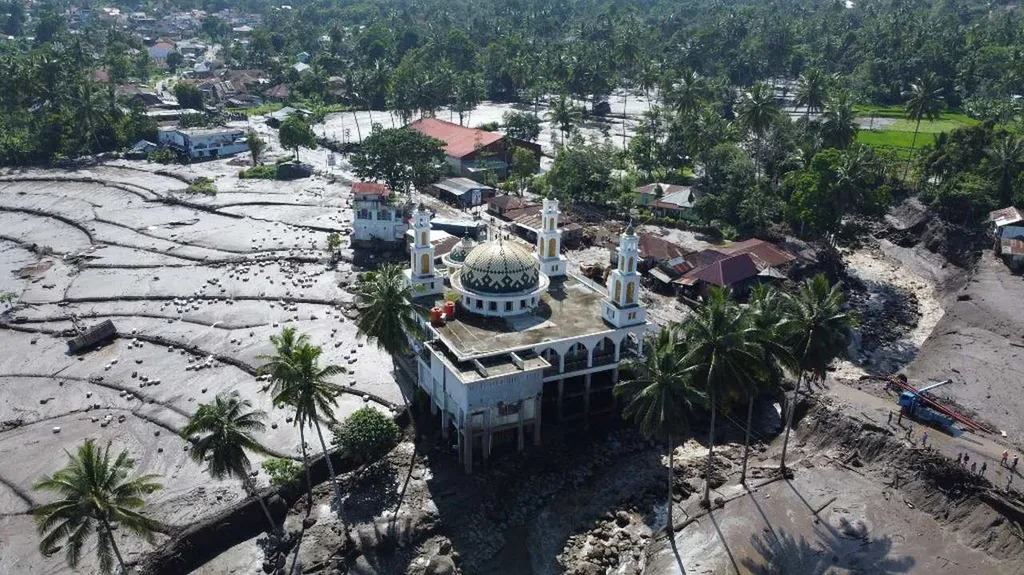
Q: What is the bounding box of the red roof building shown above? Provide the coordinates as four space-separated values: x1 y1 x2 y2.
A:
721 238 796 269
407 117 542 183
678 253 759 288
408 117 503 159
352 182 390 199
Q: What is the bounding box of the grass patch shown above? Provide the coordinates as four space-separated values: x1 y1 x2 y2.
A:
185 177 216 194
854 106 977 158
855 130 935 151
238 164 279 179
226 102 285 116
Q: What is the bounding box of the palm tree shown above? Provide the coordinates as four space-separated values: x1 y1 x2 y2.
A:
354 263 424 364
736 82 780 178
667 69 708 119
794 68 828 119
258 327 314 505
744 285 795 484
182 392 278 534
274 342 346 515
680 288 765 506
820 91 858 149
903 74 944 180
548 94 582 146
615 327 705 535
33 439 162 574
985 136 1024 206
778 275 856 472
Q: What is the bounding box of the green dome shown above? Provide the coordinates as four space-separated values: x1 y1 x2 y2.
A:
447 236 476 264
459 240 540 295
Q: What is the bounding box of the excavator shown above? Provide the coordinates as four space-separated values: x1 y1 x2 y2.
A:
888 374 990 434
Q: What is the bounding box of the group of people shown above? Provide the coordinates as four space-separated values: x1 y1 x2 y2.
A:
956 452 987 476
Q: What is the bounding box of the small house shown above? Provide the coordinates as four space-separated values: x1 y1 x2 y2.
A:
486 195 535 217
430 177 497 209
408 117 541 182
157 127 247 159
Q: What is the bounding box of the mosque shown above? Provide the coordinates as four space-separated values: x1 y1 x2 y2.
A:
405 199 650 473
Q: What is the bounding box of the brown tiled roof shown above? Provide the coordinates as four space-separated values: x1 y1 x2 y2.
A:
636 233 688 262
721 238 796 269
352 182 390 197
264 83 290 99
678 253 759 287
487 195 534 211
433 235 462 259
407 118 503 159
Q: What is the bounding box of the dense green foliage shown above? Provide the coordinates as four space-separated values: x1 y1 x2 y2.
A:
332 406 401 462
350 126 446 193
261 458 303 486
185 177 217 194
33 440 163 574
278 114 317 160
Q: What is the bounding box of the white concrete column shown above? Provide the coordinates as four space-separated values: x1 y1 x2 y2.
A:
463 413 473 474
613 338 621 362
583 374 592 429
517 402 525 452
533 395 543 446
483 409 492 464
557 380 565 421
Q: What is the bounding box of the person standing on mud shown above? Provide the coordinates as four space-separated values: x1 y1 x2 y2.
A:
964 454 970 468
921 431 929 448
981 462 987 476
1003 451 1010 466
1014 454 1019 471
956 453 963 466
971 462 978 474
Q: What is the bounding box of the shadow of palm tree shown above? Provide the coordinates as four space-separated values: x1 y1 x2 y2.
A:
741 521 915 575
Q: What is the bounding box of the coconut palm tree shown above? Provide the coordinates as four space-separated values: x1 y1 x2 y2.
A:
778 275 856 472
736 82 780 178
667 69 708 119
258 327 314 506
274 342 345 515
743 285 795 484
680 288 765 506
985 135 1024 206
615 327 705 535
33 439 163 574
182 392 278 534
903 74 944 179
820 91 858 149
354 263 424 363
548 94 582 146
794 68 828 119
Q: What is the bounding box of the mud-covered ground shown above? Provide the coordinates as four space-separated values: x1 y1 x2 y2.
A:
0 164 403 573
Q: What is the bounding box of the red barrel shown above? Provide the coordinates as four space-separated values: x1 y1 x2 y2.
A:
443 300 456 318
429 307 443 325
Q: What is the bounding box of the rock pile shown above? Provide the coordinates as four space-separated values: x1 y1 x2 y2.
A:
558 510 649 575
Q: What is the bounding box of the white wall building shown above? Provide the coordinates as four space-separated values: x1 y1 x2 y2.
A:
351 182 408 245
409 201 649 473
157 127 247 159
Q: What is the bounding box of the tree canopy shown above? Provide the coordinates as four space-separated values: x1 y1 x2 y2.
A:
350 125 446 194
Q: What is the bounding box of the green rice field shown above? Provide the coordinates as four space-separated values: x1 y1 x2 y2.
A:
854 105 978 157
